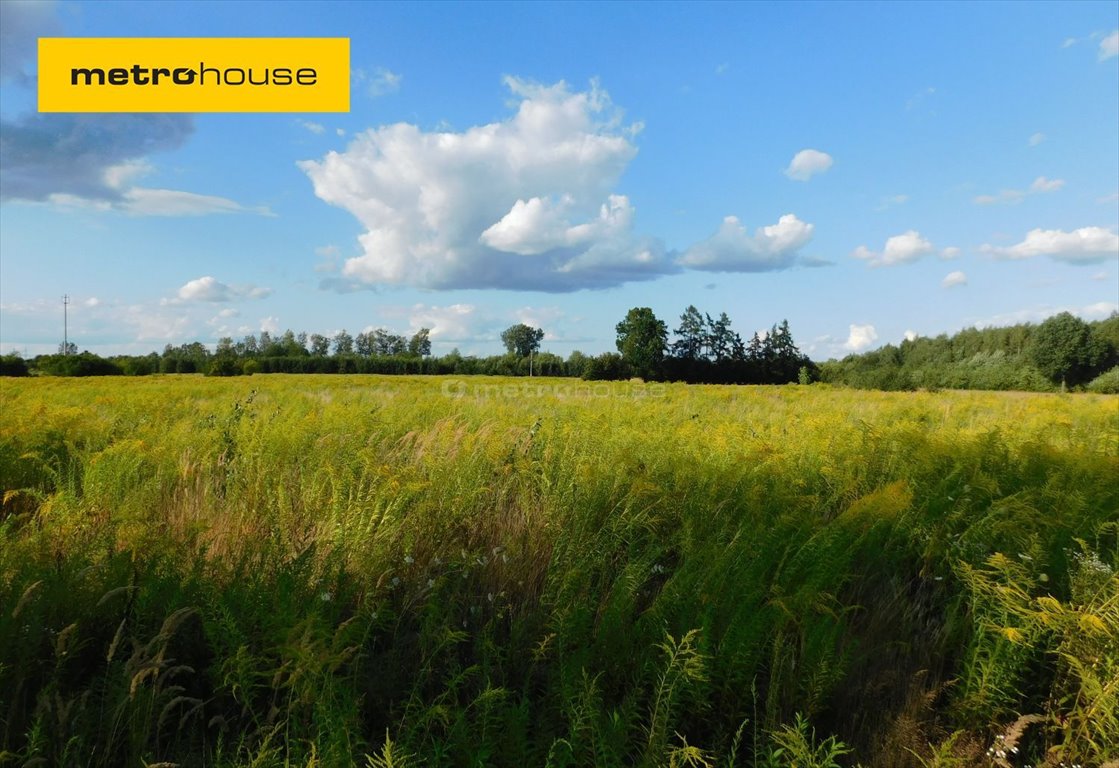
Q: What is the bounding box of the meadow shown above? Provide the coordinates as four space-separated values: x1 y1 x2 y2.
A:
0 375 1116 768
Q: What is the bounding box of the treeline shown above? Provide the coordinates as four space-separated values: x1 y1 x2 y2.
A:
1 307 813 385
819 311 1119 393
586 305 814 384
9 309 1115 393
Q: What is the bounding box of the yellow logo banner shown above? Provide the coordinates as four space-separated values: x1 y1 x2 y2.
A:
38 38 349 113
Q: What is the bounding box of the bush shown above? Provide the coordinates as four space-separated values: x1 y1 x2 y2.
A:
207 357 240 377
34 352 123 376
582 352 629 380
1086 366 1119 394
0 355 29 376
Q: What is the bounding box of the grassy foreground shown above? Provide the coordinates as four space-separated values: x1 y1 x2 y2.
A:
1 376 1116 767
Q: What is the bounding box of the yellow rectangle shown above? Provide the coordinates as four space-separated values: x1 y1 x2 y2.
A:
38 38 349 113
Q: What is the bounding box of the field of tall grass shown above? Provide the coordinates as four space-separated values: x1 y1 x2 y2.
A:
1 375 1116 767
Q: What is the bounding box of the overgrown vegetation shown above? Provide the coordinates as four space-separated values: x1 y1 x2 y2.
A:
1 377 1115 766
821 312 1119 392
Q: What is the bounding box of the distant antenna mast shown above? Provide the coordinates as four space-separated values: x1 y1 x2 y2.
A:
62 294 70 355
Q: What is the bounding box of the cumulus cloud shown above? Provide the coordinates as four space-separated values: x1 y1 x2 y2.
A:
974 176 1065 205
1100 30 1119 61
169 276 272 304
406 304 480 341
852 230 934 267
678 214 814 271
940 246 961 260
784 149 833 181
298 120 326 134
1029 132 1046 147
942 270 967 288
904 330 918 342
980 226 1119 264
299 77 680 291
844 324 879 352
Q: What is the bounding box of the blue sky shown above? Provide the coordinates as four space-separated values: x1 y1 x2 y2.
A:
1 0 1117 359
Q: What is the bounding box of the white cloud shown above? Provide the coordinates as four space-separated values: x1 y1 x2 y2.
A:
980 226 1119 264
940 246 961 260
784 149 833 181
177 276 233 302
1097 191 1119 204
1092 271 1110 281
480 193 635 256
969 302 1119 328
43 161 274 217
844 324 878 352
171 276 272 303
852 230 934 268
1029 176 1065 193
678 214 814 272
120 188 273 217
904 330 917 342
974 189 1026 206
1100 30 1118 61
974 176 1065 206
1029 132 1046 147
942 270 967 288
363 67 402 97
84 297 101 308
905 86 937 112
406 303 479 340
260 316 280 334
513 305 564 329
875 194 909 211
299 77 677 291
298 120 325 134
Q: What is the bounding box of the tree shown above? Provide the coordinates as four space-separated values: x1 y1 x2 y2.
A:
672 305 707 360
215 337 235 357
279 329 306 356
58 341 78 356
309 334 330 357
706 312 741 363
240 334 259 357
501 323 545 357
258 331 278 356
332 329 354 356
616 307 667 380
1028 312 1107 387
373 329 407 356
355 331 374 357
768 319 806 382
408 328 432 357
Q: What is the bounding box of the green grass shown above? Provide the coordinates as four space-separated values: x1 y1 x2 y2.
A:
1 376 1116 767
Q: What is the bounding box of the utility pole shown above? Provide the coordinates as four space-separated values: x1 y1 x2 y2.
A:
62 294 70 355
